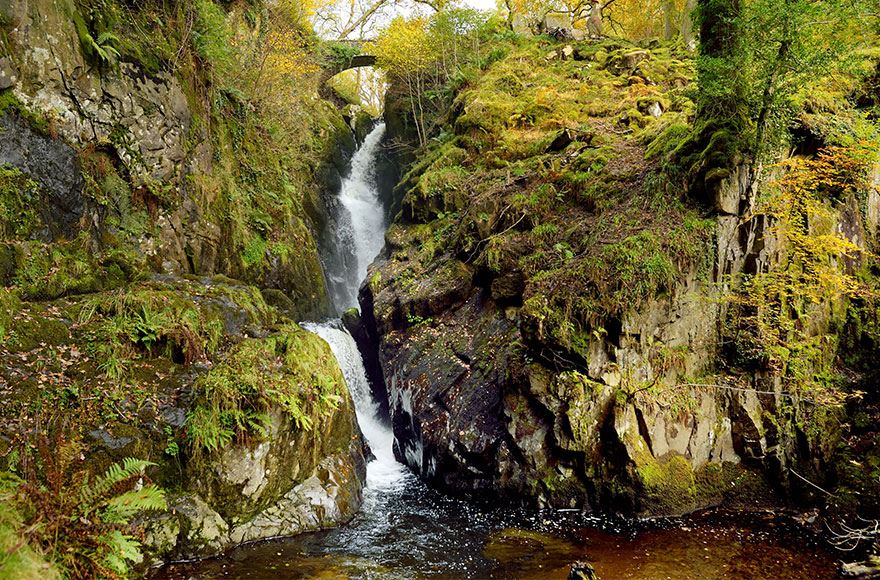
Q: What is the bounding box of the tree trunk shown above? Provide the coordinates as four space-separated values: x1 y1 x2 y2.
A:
696 0 742 118
698 0 740 58
587 0 602 37
663 0 676 40
680 0 698 50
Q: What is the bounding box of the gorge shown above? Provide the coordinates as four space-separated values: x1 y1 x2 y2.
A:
0 0 878 578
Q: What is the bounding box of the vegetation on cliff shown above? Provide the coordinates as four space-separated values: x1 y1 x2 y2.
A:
0 0 372 575
364 0 880 534
1 0 880 574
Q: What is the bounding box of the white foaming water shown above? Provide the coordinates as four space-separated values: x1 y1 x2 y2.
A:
334 123 387 310
303 121 410 492
302 322 410 491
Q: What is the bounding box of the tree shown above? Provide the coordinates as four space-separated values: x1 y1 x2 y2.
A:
602 0 689 40
369 17 440 145
694 0 878 166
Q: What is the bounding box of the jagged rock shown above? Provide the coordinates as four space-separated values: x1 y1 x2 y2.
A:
362 205 782 514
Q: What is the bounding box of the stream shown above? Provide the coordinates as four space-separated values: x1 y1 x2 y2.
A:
157 123 843 579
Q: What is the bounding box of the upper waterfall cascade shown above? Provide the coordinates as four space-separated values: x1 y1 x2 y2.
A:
326 123 388 311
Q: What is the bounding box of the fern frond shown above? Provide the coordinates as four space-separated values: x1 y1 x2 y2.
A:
79 458 155 507
246 412 272 437
101 485 167 524
98 530 143 576
95 32 120 46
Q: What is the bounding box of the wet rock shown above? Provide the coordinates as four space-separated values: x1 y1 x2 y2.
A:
568 561 598 580
343 306 389 417
0 113 85 240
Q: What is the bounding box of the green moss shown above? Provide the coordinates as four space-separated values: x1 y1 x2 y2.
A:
0 90 51 136
636 453 697 515
9 239 142 301
186 323 346 454
5 307 71 353
643 118 692 160
77 278 273 378
0 166 41 239
693 462 770 507
0 289 17 343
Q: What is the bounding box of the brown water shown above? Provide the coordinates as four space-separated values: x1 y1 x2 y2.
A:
155 479 839 579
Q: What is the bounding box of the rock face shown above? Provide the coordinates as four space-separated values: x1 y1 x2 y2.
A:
0 0 372 565
0 276 367 563
3 0 191 181
148 411 366 560
0 0 352 320
362 38 880 516
0 113 84 240
363 164 878 514
361 242 775 513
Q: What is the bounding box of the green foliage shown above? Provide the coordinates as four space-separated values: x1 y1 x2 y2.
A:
388 36 713 366
0 475 59 579
0 433 166 579
186 324 345 454
72 0 182 73
694 0 878 163
321 41 361 70
0 166 40 239
192 0 236 76
371 10 493 145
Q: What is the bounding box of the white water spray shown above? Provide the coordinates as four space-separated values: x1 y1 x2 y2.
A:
302 322 409 490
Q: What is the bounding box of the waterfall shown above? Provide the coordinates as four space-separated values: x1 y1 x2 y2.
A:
305 121 409 491
326 123 388 311
301 322 409 490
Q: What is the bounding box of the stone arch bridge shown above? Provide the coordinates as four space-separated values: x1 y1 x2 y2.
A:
324 39 377 79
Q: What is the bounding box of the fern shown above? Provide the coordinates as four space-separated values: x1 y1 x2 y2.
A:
79 457 155 506
96 530 143 576
82 29 121 68
95 32 120 46
5 444 168 578
102 485 167 524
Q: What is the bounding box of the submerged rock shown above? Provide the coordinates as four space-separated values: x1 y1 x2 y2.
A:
568 561 598 580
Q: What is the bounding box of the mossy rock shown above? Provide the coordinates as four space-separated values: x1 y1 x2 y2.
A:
5 240 144 300
4 304 71 353
694 462 772 507
0 165 42 239
635 454 697 515
0 288 19 342
186 323 358 522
